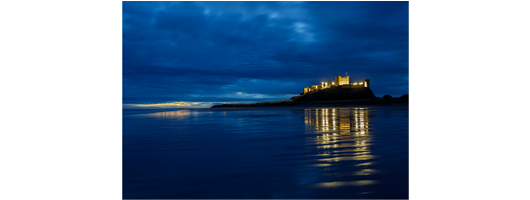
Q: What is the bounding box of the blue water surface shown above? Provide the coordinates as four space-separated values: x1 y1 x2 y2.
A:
123 107 408 199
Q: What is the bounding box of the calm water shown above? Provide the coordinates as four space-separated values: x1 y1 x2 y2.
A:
123 107 408 199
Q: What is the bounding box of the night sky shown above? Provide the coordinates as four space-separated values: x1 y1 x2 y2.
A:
123 1 408 108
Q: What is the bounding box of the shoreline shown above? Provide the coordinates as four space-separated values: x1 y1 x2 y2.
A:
210 104 409 110
211 98 408 109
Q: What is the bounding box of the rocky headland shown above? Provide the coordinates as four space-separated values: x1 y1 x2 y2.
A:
211 87 408 108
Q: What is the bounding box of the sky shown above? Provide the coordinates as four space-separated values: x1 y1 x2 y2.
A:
123 1 408 108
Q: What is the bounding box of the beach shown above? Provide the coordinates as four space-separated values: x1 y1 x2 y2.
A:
123 106 408 198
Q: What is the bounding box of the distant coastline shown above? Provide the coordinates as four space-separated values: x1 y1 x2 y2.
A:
211 97 408 108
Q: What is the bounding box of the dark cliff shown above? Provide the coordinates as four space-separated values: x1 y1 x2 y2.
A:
289 87 376 102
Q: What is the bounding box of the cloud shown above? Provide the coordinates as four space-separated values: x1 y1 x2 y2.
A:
123 101 217 109
123 1 409 105
127 102 191 107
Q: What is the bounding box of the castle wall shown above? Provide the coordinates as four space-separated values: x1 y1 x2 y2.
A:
302 76 369 94
335 76 350 85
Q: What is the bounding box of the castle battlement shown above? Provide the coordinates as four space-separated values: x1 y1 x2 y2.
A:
303 76 370 94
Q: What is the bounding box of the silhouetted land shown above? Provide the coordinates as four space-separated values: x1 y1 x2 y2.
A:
211 87 408 108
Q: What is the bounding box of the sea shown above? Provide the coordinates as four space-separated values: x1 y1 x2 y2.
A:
123 106 409 199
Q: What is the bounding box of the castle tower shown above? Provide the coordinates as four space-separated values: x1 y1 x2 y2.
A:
335 76 350 86
363 79 370 88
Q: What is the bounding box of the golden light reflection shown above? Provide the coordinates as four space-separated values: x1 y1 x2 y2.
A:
308 163 332 167
305 108 370 146
356 162 373 166
142 110 191 119
322 168 379 178
353 169 377 176
304 108 375 178
313 180 377 188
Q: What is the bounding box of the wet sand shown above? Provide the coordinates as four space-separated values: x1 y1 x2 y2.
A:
123 107 408 199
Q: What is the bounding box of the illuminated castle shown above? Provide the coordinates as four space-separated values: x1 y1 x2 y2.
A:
303 75 370 94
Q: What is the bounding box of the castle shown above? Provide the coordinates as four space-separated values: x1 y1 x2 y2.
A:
303 75 370 94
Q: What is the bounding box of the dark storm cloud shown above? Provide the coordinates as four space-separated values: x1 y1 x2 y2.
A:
123 1 408 107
